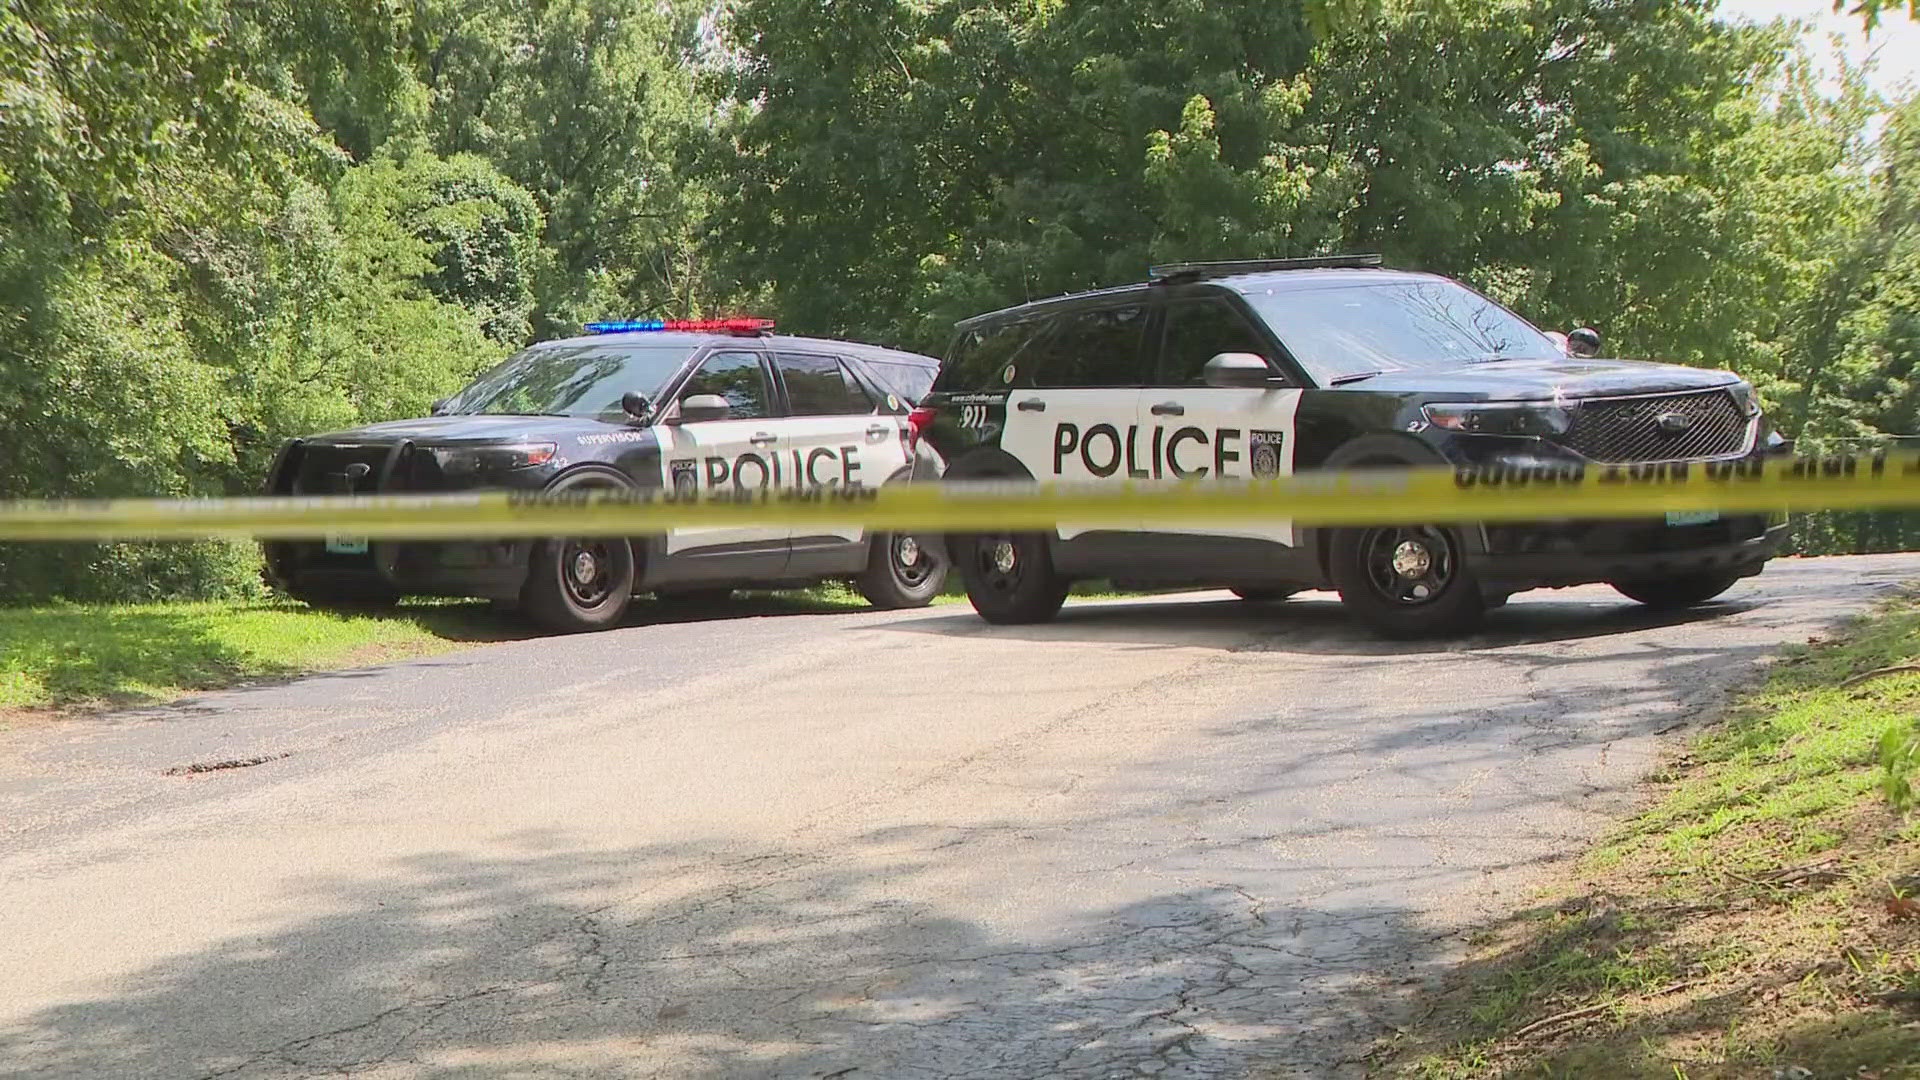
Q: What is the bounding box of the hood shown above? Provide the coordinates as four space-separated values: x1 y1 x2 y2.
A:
1347 358 1741 401
304 414 631 445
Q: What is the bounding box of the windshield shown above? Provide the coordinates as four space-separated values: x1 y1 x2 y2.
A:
440 343 699 419
1240 280 1562 385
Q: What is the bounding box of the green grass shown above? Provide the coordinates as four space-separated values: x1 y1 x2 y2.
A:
0 577 1184 716
1372 593 1920 1080
0 600 499 712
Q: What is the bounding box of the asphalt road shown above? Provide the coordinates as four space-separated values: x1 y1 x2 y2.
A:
3 554 1917 1080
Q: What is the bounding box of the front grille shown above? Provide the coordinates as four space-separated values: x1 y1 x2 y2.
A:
291 443 396 494
1559 389 1748 463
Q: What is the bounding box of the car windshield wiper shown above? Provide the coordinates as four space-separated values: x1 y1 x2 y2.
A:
1327 370 1386 386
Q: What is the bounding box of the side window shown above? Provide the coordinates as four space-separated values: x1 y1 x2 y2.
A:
1028 304 1150 388
777 352 874 416
679 350 771 420
1160 298 1277 386
836 360 879 410
861 357 937 405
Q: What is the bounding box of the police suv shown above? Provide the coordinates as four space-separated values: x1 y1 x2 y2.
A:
912 256 1790 638
264 319 946 632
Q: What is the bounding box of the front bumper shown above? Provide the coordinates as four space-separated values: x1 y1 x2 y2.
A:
261 437 544 601
1467 514 1788 591
264 538 533 601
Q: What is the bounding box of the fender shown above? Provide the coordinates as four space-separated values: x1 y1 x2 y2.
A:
936 449 1037 561
1304 433 1471 584
542 464 649 582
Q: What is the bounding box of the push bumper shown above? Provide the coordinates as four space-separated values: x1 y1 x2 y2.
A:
1467 515 1788 592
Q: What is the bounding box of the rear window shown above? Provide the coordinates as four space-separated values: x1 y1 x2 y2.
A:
935 318 1055 391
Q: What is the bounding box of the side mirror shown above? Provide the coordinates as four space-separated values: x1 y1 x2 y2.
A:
674 393 733 424
1566 327 1602 358
621 391 654 424
1202 352 1278 389
430 397 451 416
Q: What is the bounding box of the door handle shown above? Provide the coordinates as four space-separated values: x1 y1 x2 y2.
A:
749 433 778 446
1016 398 1047 413
866 423 892 440
1150 402 1185 417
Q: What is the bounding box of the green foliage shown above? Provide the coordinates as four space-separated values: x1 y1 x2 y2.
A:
3 0 1920 604
1837 0 1920 32
1883 721 1919 814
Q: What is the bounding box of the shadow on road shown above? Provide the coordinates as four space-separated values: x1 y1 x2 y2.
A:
873 589 1756 656
0 837 1438 1078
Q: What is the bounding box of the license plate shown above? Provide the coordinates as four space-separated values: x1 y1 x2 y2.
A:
1665 510 1719 527
325 534 369 555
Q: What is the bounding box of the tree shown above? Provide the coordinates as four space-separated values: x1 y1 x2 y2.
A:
408 0 716 333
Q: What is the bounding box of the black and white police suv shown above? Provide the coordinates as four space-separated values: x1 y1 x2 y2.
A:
264 318 947 632
911 256 1791 638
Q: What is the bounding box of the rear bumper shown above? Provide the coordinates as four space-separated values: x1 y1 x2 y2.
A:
1468 515 1787 591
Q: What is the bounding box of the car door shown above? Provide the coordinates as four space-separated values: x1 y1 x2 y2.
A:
1143 293 1306 546
770 351 910 568
996 302 1153 537
652 347 791 571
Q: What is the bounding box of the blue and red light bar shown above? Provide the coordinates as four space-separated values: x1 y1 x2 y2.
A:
585 317 776 336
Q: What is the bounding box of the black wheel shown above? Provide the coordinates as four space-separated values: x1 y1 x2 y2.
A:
1329 524 1484 639
1231 587 1298 602
521 535 635 633
654 586 734 606
858 532 947 609
1610 572 1741 608
957 531 1069 625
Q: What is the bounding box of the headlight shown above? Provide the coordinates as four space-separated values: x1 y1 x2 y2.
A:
1422 402 1575 437
429 442 558 475
1726 381 1761 418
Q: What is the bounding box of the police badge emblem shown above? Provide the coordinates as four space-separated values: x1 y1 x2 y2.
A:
669 459 699 493
1249 430 1286 478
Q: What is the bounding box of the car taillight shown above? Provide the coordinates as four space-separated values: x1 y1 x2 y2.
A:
907 406 936 448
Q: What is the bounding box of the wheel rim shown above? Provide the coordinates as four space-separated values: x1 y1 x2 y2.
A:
973 535 1022 594
1359 526 1457 606
891 533 935 588
562 538 616 608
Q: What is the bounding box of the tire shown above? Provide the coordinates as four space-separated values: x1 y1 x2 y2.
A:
858 532 947 609
520 535 636 632
1231 587 1298 602
956 531 1069 625
1610 572 1741 608
1328 524 1485 639
654 586 734 605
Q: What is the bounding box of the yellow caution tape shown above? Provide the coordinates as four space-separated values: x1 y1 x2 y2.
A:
0 452 1914 542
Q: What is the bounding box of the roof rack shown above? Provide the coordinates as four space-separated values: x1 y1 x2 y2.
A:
1147 253 1384 284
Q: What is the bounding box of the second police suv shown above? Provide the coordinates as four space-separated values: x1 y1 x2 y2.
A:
911 255 1791 638
264 319 946 632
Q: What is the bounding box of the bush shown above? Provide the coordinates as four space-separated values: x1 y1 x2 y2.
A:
0 541 266 605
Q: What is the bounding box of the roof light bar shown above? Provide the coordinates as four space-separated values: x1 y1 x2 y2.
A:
585 317 776 335
1148 254 1384 284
